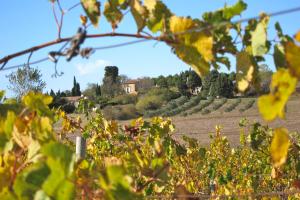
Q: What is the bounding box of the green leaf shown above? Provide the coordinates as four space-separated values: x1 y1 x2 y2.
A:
41 142 75 199
81 0 101 27
13 162 50 200
273 44 287 69
251 16 269 56
55 180 75 200
223 0 247 20
100 165 138 200
104 1 123 30
0 187 17 200
144 0 172 33
22 92 53 117
34 190 51 200
0 90 5 102
130 0 148 32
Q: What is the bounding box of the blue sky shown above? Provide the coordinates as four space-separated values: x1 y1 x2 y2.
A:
1 0 299 97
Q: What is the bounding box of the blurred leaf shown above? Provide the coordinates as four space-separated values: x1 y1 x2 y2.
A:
22 92 53 117
270 128 290 167
273 44 287 69
13 162 50 200
258 69 297 121
236 51 257 92
285 41 300 78
34 190 51 200
0 187 17 200
251 16 269 56
0 90 5 101
80 15 88 26
100 165 138 200
130 0 148 32
81 0 101 27
41 142 75 199
295 30 300 42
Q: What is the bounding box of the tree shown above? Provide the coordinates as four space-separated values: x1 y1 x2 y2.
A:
136 77 154 92
102 66 123 98
71 76 81 96
6 65 46 99
187 70 202 91
83 83 101 100
177 73 190 96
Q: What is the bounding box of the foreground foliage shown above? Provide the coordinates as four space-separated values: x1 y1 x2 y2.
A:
0 91 300 199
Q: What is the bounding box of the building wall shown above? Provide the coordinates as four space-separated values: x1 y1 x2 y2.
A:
123 83 136 94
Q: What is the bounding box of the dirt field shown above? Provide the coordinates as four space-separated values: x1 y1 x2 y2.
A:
170 95 300 146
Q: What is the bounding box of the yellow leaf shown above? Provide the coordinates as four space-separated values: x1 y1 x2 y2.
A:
295 30 300 42
192 32 214 62
258 69 297 121
130 0 148 32
80 15 87 26
169 16 214 63
270 128 290 167
169 16 194 34
258 94 285 121
285 41 300 78
173 45 210 76
236 51 256 92
81 0 101 27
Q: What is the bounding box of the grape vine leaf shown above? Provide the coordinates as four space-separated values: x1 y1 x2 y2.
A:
285 41 300 78
41 142 75 200
236 51 257 92
130 0 148 32
270 128 290 168
169 16 212 76
258 69 297 121
223 0 247 20
99 165 139 200
203 0 247 23
273 44 287 69
0 188 17 200
13 162 50 200
251 15 269 56
81 0 101 27
22 92 53 117
144 0 172 33
104 1 123 30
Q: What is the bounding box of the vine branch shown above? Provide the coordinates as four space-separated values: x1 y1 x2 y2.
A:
0 33 172 66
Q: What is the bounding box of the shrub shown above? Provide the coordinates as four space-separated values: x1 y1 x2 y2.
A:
62 103 76 113
136 95 164 112
103 104 140 120
111 94 137 105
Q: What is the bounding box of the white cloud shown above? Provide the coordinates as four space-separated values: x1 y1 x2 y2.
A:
75 59 111 75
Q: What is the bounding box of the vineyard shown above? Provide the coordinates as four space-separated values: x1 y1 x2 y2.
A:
1 0 300 199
